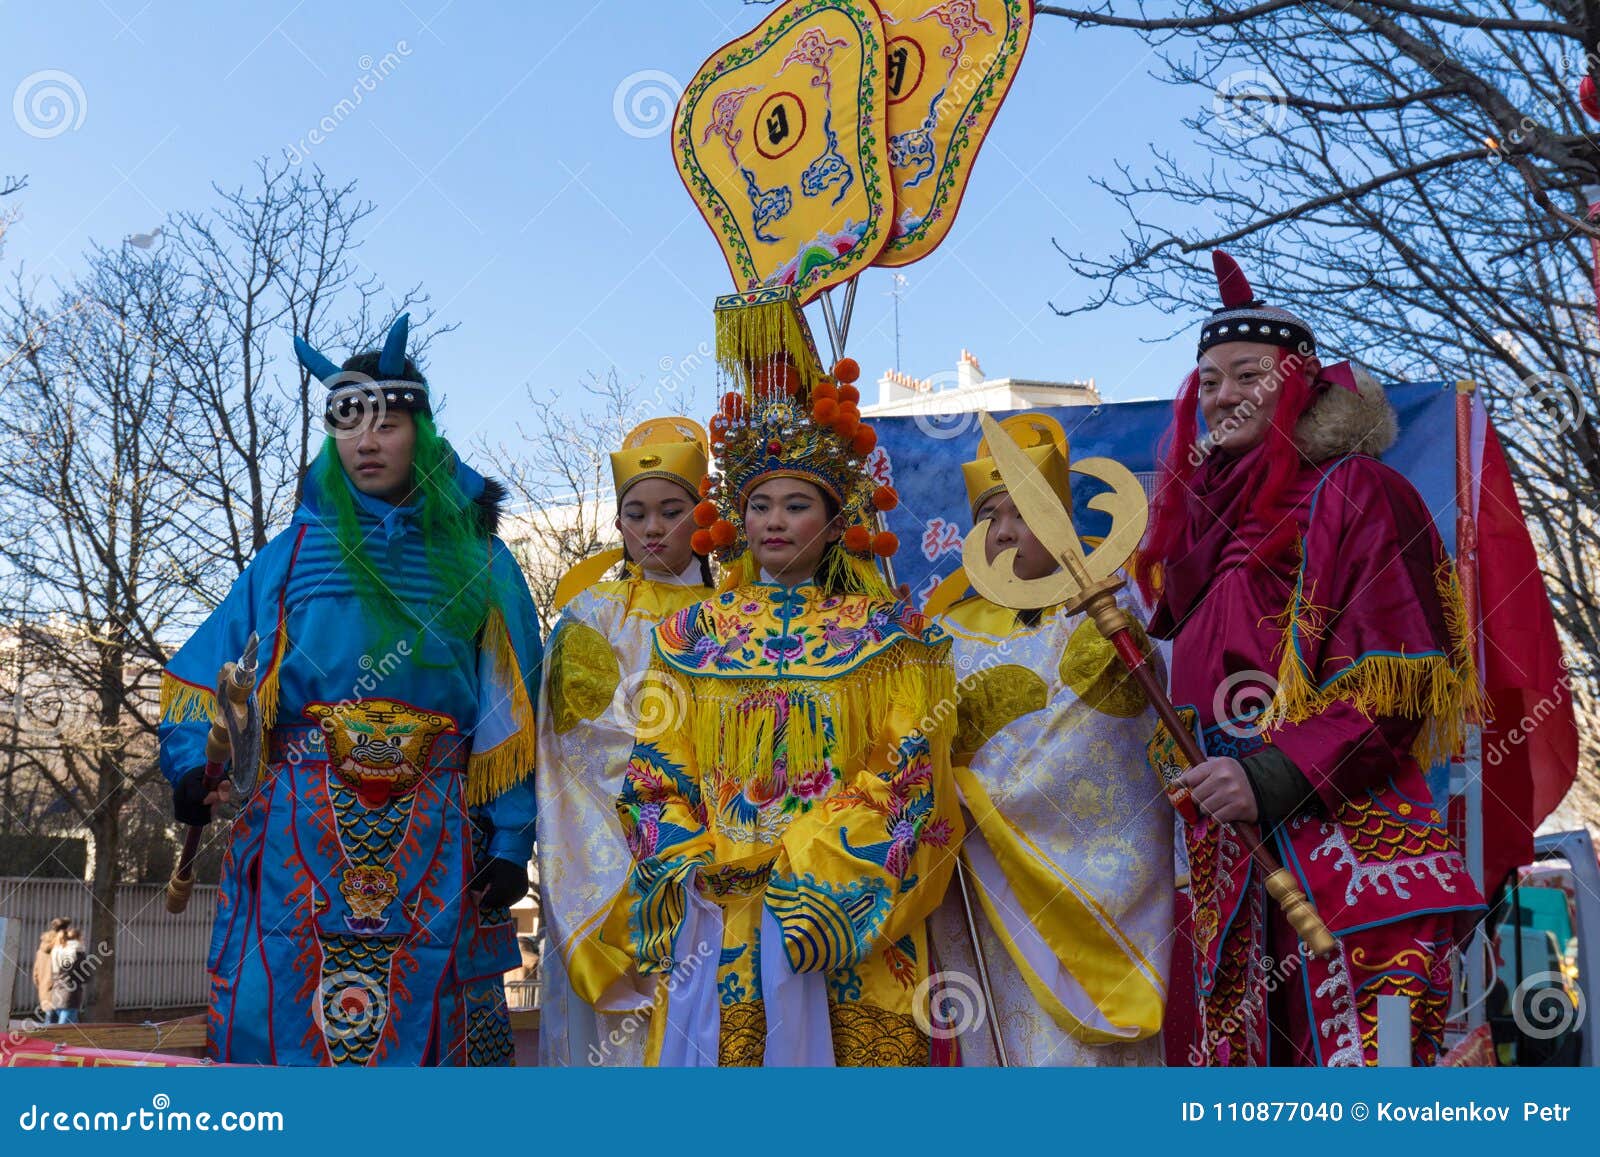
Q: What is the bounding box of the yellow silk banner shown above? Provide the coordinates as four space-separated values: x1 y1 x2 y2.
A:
673 0 892 304
875 0 1033 267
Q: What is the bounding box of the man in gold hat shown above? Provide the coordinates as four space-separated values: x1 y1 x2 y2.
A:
928 413 1173 1065
536 417 716 1066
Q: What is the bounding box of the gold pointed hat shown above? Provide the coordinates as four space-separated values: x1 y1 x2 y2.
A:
609 417 710 501
962 412 1071 516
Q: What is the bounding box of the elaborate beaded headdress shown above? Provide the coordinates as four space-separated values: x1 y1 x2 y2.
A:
691 288 899 592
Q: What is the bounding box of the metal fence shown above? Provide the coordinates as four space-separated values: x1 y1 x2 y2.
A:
1 876 216 1014
505 978 539 1010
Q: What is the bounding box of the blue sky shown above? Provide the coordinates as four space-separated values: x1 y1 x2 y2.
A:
3 1 1210 446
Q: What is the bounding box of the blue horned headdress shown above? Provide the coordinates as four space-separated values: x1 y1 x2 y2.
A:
294 313 432 424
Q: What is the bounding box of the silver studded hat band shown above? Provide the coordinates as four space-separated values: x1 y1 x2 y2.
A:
1197 302 1316 359
324 379 432 424
298 313 431 427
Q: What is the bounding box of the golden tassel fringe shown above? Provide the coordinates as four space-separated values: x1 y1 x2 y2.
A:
714 293 822 397
814 541 894 601
257 612 288 735
467 605 537 806
715 550 759 595
1259 542 1487 769
671 640 956 785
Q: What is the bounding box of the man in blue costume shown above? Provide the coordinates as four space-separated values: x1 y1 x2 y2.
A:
159 316 541 1066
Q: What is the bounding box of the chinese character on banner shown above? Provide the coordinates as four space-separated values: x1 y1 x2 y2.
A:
921 518 962 561
865 446 894 486
916 572 945 606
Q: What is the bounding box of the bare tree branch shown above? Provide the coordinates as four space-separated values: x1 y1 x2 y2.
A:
1047 1 1600 830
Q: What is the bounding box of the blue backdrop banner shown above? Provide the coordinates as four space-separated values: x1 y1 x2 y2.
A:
871 380 1462 608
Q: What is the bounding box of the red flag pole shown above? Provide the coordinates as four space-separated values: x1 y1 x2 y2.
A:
1454 382 1479 655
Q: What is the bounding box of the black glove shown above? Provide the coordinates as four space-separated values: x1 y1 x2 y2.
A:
470 857 529 912
173 766 215 827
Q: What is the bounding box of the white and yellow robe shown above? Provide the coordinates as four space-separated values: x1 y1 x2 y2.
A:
535 564 712 1066
930 594 1172 1065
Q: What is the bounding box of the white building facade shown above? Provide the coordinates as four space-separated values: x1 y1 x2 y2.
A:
862 349 1100 419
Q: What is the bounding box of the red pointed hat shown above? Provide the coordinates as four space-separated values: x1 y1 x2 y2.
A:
1197 251 1316 358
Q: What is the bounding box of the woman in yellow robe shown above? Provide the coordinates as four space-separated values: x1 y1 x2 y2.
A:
536 418 715 1066
602 351 962 1066
928 413 1172 1065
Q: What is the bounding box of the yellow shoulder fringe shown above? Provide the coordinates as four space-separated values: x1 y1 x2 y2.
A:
159 674 215 725
159 613 290 784
161 606 531 806
671 636 956 785
467 605 537 807
1259 547 1486 769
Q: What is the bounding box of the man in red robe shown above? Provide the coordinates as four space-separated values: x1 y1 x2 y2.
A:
1141 252 1486 1066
